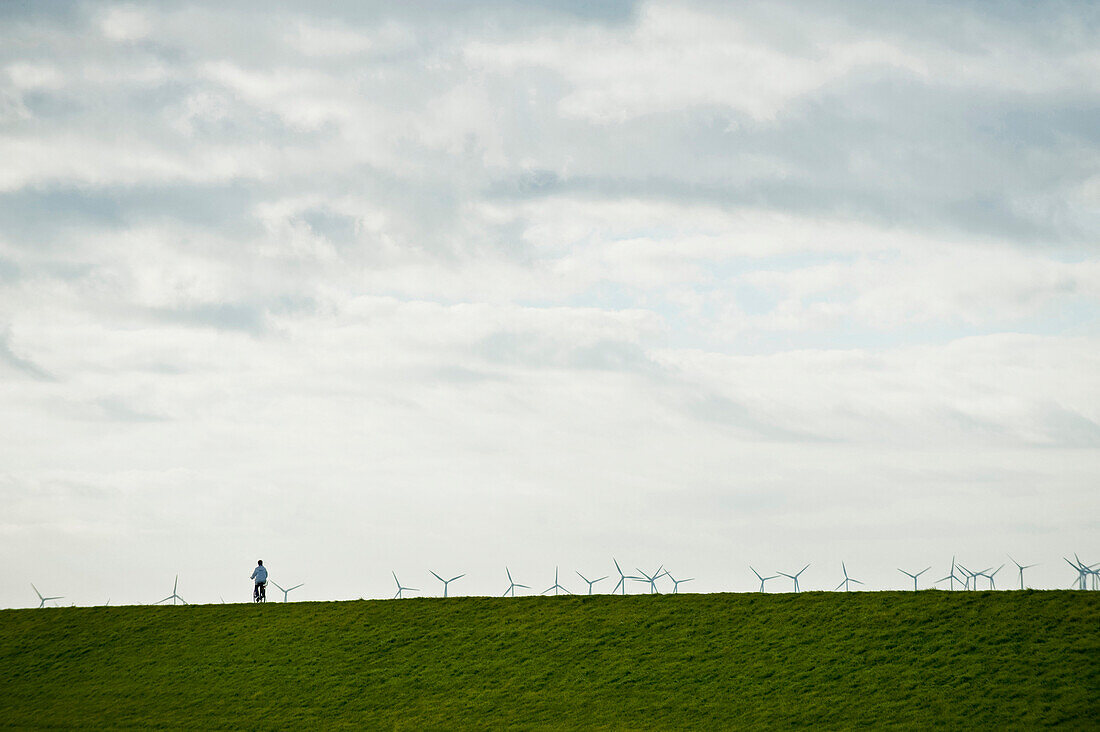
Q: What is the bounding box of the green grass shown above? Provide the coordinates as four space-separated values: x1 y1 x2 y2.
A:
1 591 1096 729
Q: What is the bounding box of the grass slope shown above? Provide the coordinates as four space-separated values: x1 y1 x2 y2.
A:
1 591 1097 729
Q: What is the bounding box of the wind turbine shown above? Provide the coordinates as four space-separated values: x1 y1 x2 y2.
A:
392 572 419 599
541 567 572 596
750 567 779 593
503 568 529 597
834 563 863 592
956 563 978 590
611 558 640 595
575 571 607 595
634 565 664 594
430 570 464 598
31 584 63 608
898 566 931 591
1006 556 1036 590
936 556 964 591
662 570 694 594
983 564 1005 590
778 564 810 593
271 581 304 602
1065 556 1096 590
156 575 187 605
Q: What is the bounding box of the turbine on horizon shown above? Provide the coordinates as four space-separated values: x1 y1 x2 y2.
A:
31 584 63 608
750 567 780 593
662 570 694 594
778 564 810 593
611 558 640 595
271 581 304 603
936 556 964 591
1007 556 1037 590
898 566 931 591
541 567 572 596
430 570 464 598
634 565 664 594
575 571 608 595
156 575 187 605
392 572 419 599
503 567 530 597
834 562 863 592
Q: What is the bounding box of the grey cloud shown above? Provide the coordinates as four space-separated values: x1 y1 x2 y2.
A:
684 394 830 443
94 396 167 424
0 330 55 381
148 303 268 334
476 331 660 374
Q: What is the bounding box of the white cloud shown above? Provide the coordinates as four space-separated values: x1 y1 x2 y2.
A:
0 0 1098 605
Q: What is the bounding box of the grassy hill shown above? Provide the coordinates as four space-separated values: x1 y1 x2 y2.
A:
1 591 1096 729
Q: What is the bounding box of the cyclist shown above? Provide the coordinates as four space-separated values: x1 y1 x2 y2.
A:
251 560 268 602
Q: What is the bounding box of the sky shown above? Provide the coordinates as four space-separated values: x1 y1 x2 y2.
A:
1 0 1098 606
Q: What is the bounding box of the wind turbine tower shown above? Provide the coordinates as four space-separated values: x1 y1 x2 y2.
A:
503 568 529 597
937 556 964 591
575 571 608 595
834 563 863 592
1007 556 1036 590
430 570 464 598
392 572 419 599
898 566 931 591
31 584 63 608
635 565 664 594
271 581 304 602
750 567 779 593
611 558 640 595
778 564 810 593
156 575 188 605
662 570 694 594
541 567 572 596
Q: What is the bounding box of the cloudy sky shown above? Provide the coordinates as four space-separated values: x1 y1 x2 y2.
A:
2 0 1098 606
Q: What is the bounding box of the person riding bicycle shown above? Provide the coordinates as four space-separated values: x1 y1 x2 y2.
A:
251 560 268 602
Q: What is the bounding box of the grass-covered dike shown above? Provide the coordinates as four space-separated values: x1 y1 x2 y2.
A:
1 591 1096 729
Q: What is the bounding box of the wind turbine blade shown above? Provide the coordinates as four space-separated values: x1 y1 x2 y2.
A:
516 583 530 589
289 584 303 591
451 574 465 582
595 576 608 583
798 564 810 575
576 571 588 582
834 580 845 591
750 566 764 581
271 582 285 592
31 584 44 601
852 579 863 585
430 570 444 582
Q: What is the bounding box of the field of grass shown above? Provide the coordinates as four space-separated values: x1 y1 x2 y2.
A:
1 590 1096 729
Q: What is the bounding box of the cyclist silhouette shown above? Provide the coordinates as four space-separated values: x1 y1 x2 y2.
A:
250 560 268 602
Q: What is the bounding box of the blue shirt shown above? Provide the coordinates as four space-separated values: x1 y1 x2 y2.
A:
251 565 268 583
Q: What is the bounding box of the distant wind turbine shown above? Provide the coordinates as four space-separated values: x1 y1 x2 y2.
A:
271 581 304 603
750 567 779 593
898 566 931 591
503 568 529 597
634 565 664 594
575 571 608 595
611 559 640 595
32 584 63 608
778 564 810 593
541 567 572 596
1007 556 1037 590
156 575 187 605
662 570 694 594
936 556 964 591
430 570 464 598
982 564 1005 590
392 572 419 599
834 563 863 592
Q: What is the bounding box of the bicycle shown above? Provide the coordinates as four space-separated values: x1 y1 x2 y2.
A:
253 581 267 603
